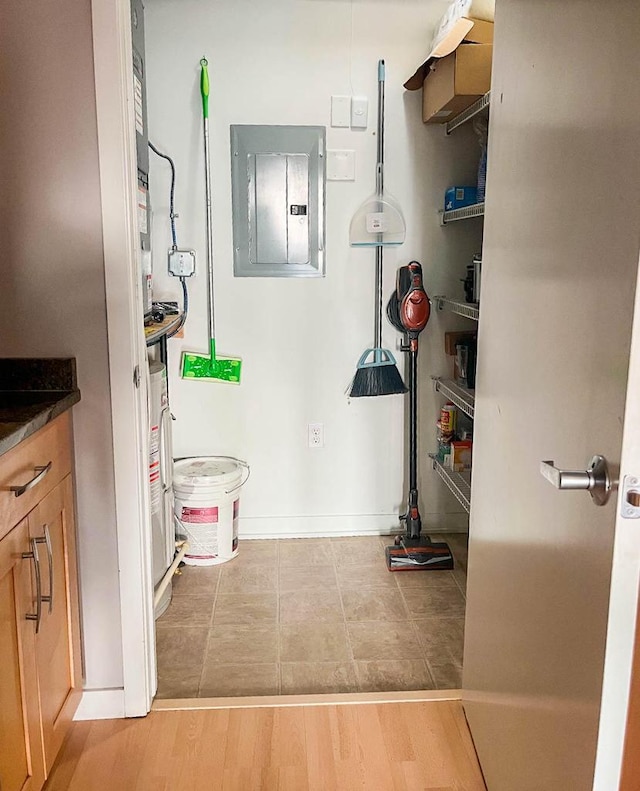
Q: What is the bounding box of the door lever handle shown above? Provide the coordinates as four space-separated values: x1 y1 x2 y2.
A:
540 454 613 506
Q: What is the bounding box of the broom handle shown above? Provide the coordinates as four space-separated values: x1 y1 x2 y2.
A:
201 58 216 344
375 246 383 347
376 60 385 195
374 59 385 348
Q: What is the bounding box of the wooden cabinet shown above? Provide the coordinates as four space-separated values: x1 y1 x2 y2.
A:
0 519 46 791
28 475 82 773
0 414 81 791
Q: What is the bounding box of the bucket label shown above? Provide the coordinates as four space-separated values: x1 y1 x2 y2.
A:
183 523 218 558
181 506 219 524
232 499 239 551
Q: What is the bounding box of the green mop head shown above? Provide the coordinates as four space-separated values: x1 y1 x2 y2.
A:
181 339 242 384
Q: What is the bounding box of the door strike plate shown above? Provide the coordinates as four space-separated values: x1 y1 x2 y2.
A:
620 475 640 519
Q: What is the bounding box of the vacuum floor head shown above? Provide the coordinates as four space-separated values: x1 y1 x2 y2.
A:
385 539 454 571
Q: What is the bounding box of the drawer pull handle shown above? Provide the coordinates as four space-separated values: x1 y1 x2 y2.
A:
22 538 42 633
34 524 53 614
11 461 52 497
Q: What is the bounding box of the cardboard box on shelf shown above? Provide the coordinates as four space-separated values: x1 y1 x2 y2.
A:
422 43 493 124
449 440 473 472
444 330 477 356
404 0 494 126
404 16 494 91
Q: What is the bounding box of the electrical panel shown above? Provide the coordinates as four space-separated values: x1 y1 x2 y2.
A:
230 125 326 278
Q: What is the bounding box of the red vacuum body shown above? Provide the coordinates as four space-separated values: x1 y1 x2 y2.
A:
398 262 431 342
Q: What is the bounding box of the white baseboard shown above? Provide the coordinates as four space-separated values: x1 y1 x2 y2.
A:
74 688 125 721
238 512 468 539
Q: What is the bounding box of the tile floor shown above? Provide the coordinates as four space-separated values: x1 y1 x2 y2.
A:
155 533 468 699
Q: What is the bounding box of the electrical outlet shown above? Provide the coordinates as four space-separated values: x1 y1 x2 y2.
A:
168 248 196 277
308 422 324 448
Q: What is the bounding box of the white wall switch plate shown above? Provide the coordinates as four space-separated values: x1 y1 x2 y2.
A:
351 96 369 129
326 150 355 181
331 95 351 128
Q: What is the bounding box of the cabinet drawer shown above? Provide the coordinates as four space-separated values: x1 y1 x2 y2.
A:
0 413 72 540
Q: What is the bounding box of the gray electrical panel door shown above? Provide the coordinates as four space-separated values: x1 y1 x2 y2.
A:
231 125 325 277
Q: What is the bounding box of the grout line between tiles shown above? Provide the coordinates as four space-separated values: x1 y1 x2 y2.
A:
197 568 222 698
395 581 415 623
333 550 356 677
405 617 438 689
421 651 440 691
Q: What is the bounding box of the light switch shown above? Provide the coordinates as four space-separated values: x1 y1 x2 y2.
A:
351 96 369 129
327 150 355 181
331 96 351 128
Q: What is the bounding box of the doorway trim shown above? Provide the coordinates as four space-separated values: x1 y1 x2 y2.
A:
90 0 156 718
153 689 462 712
87 8 640 784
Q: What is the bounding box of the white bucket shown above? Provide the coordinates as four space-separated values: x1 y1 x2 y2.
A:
173 456 250 566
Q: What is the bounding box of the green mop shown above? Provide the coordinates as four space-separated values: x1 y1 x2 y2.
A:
181 58 242 384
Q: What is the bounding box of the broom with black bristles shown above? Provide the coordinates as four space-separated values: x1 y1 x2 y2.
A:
349 243 407 397
348 59 407 398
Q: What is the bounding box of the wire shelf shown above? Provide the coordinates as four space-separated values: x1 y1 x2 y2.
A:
434 296 479 321
445 92 491 135
433 378 475 419
440 202 485 225
429 454 472 513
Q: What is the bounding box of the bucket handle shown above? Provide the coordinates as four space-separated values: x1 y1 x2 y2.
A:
225 458 250 495
172 455 251 495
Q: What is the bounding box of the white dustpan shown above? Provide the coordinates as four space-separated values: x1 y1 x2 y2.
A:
349 61 406 248
349 167 406 246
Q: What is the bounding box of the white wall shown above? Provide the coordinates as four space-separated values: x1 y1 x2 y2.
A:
146 0 481 536
0 1 123 689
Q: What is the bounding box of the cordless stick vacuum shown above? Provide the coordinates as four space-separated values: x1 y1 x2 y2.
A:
385 262 454 571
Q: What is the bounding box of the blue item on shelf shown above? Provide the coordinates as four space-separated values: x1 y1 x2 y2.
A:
444 186 478 211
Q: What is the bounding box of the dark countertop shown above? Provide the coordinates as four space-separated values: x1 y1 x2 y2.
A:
0 359 81 457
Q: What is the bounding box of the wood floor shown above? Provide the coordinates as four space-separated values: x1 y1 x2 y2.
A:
44 701 486 790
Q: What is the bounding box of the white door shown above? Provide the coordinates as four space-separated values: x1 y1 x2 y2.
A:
463 1 640 789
